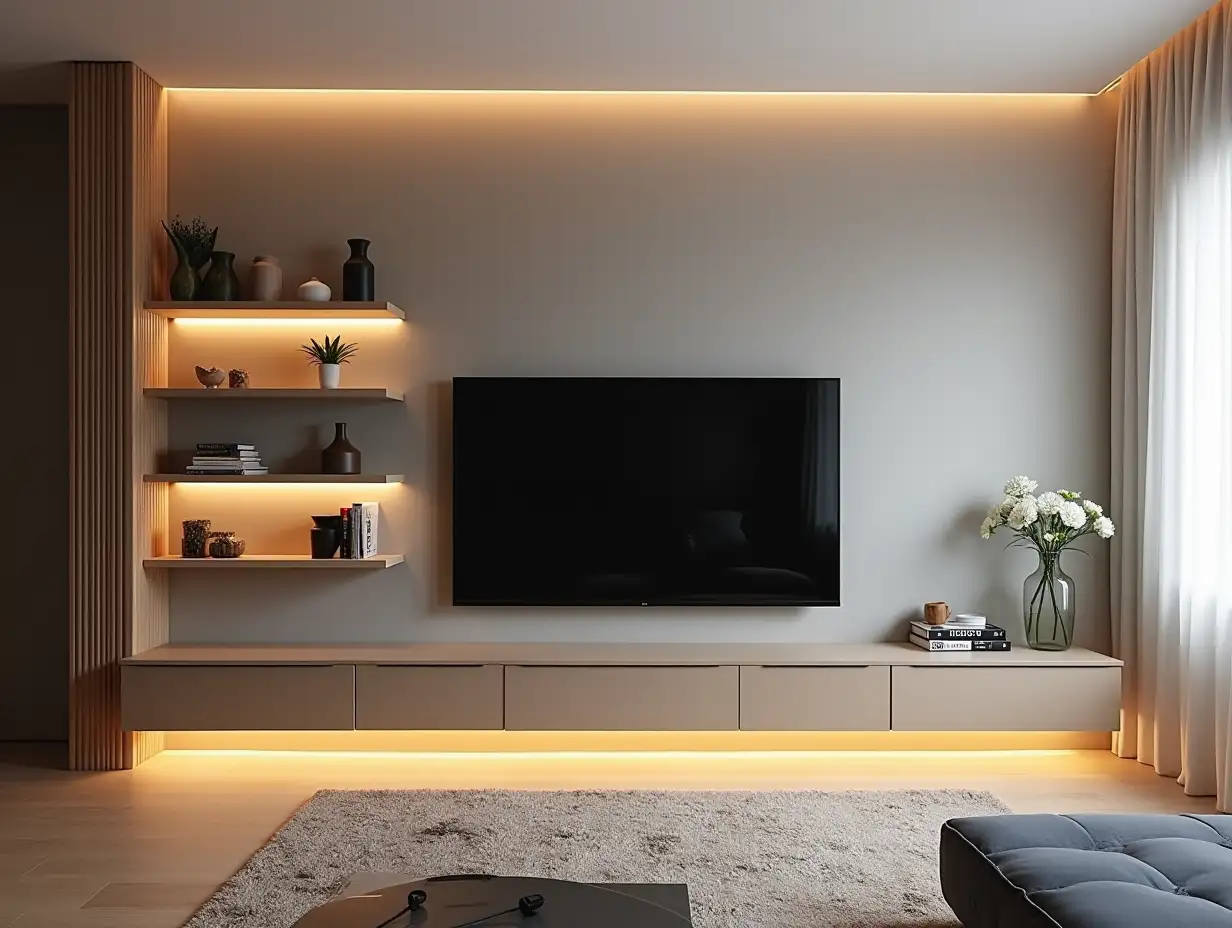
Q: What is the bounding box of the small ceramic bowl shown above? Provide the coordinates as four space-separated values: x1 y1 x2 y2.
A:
194 365 226 389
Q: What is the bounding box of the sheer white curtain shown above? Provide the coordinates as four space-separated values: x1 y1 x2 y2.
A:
1112 0 1232 812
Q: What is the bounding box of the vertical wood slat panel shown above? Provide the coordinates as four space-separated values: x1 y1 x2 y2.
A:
70 62 169 770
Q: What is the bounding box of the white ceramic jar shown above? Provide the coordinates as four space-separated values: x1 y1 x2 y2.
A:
250 256 282 301
297 277 332 301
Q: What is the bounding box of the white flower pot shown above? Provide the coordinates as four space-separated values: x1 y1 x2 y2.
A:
318 364 341 389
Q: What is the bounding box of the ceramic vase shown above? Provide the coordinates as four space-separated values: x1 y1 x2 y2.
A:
250 256 282 301
342 238 375 300
322 422 361 474
1023 553 1075 651
298 278 331 301
200 251 241 300
319 363 341 389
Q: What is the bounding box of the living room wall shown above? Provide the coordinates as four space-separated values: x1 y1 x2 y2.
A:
165 91 1118 648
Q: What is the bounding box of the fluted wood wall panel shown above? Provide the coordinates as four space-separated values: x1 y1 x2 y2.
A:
70 62 168 770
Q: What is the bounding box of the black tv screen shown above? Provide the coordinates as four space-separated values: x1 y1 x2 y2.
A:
452 377 840 606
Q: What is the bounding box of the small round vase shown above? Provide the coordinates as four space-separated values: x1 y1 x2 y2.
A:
322 422 361 475
298 277 332 301
342 238 375 300
1023 554 1075 651
200 251 241 300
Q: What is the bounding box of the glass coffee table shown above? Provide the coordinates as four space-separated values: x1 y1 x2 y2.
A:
292 874 693 927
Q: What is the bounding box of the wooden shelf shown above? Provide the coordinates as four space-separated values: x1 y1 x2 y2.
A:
121 642 1123 668
144 473 404 484
145 301 405 319
144 554 403 570
145 387 404 402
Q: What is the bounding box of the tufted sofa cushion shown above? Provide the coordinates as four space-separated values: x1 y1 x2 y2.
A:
941 814 1232 928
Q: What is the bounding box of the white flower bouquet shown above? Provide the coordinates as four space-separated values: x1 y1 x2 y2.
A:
981 476 1115 650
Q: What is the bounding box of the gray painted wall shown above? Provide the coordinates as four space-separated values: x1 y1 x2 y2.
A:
0 105 68 739
166 91 1117 649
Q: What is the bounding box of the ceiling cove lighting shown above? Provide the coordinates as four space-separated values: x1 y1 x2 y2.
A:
167 87 1099 98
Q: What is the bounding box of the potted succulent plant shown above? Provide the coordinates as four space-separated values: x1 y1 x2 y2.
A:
300 335 358 389
161 215 217 300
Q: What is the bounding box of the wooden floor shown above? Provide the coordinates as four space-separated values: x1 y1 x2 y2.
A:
0 745 1216 927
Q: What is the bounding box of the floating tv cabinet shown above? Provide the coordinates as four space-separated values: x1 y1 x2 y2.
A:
120 642 1122 734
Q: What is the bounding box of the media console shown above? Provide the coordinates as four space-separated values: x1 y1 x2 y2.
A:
120 643 1122 734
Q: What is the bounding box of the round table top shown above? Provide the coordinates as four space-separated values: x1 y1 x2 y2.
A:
292 874 692 927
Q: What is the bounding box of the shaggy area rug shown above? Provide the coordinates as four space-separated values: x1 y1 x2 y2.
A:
185 788 1009 927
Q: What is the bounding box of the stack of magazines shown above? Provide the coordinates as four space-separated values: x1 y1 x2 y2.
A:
909 614 1010 651
187 443 268 476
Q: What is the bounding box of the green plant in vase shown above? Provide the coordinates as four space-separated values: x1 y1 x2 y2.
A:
980 477 1115 651
161 215 217 300
300 335 358 389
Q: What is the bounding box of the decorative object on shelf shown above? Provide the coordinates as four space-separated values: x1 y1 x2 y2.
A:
980 476 1116 651
297 277 332 301
207 532 246 558
300 334 358 389
923 601 951 626
310 514 344 558
322 422 361 475
249 255 282 301
194 365 226 389
228 368 250 389
342 238 375 300
161 215 217 301
188 442 266 475
200 251 241 301
181 519 211 558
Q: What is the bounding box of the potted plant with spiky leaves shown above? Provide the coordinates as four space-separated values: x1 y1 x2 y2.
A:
300 335 359 389
161 215 218 300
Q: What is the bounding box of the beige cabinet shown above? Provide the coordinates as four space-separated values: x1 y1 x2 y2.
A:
890 666 1121 731
504 665 739 730
739 665 891 730
121 664 355 731
356 665 504 730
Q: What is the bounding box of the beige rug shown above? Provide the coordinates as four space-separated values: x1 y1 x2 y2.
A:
184 788 1009 927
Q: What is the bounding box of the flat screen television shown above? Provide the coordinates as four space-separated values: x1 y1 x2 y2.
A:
452 377 840 606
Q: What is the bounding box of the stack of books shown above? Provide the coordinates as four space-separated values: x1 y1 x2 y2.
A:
339 502 379 559
187 443 268 476
909 614 1011 652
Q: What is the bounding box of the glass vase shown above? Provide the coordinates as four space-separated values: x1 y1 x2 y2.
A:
1023 554 1075 651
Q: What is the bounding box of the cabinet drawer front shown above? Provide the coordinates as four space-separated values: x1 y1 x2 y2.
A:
121 665 355 731
891 666 1121 731
356 665 503 730
739 665 890 730
504 666 738 730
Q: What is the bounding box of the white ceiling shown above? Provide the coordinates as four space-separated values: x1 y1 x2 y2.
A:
0 0 1212 100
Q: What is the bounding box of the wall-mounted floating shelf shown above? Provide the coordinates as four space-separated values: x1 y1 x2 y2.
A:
145 301 405 319
144 388 405 402
144 473 404 484
143 554 404 569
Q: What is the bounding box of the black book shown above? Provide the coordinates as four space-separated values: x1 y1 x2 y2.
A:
350 504 361 559
909 633 1012 652
340 506 352 559
909 620 1007 641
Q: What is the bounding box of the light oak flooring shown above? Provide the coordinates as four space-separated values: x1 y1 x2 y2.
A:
0 745 1217 927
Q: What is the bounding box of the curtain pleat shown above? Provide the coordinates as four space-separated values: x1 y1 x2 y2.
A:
1112 0 1232 812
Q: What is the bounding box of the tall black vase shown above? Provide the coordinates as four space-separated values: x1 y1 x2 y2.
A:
342 238 374 300
322 422 361 475
200 251 241 300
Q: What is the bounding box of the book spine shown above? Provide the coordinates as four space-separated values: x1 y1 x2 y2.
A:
914 626 1006 640
910 636 1011 651
351 504 362 558
185 468 267 475
195 444 253 453
340 507 351 559
362 502 378 558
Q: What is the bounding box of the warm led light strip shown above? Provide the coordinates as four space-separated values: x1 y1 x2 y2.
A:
168 87 1098 98
172 317 402 327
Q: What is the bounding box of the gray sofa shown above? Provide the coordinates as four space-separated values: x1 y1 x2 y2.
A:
941 814 1232 927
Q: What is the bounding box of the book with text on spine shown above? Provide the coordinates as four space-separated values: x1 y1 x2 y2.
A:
909 620 1006 641
908 633 1011 652
196 443 256 453
351 501 379 559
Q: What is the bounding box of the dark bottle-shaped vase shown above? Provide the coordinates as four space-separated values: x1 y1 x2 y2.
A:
200 251 241 300
342 238 374 300
322 422 361 475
